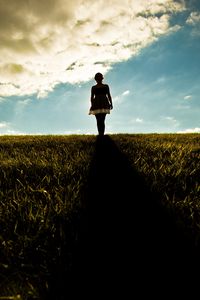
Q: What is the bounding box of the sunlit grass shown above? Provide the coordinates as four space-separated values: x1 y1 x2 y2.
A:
0 135 96 298
112 133 200 242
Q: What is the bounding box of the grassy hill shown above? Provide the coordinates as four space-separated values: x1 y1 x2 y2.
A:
0 134 199 299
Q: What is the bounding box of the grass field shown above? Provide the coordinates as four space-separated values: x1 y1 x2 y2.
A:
112 134 200 235
0 134 199 299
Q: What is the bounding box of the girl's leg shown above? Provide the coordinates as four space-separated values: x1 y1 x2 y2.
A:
100 113 106 135
95 113 106 135
95 114 101 135
95 114 99 134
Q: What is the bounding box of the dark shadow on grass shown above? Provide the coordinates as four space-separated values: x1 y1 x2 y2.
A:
48 135 200 299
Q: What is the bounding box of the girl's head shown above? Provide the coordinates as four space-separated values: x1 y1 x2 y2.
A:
94 72 103 83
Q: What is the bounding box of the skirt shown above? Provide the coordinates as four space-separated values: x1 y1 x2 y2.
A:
89 96 111 115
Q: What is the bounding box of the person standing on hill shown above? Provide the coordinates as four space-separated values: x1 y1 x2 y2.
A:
89 72 113 136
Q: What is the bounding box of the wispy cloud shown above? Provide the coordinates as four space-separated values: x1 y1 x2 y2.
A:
15 98 32 115
114 89 131 103
130 117 144 124
122 90 130 96
0 97 6 103
0 121 9 128
37 91 49 99
0 122 11 134
135 118 144 123
174 104 190 110
177 127 200 133
184 95 192 100
186 12 200 25
161 116 180 127
155 76 166 84
0 129 26 135
186 11 200 36
0 0 185 98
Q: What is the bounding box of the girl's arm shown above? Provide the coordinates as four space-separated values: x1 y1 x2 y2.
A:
107 85 113 109
90 86 95 105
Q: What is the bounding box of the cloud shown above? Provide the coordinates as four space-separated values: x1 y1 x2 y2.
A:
186 11 200 36
135 118 144 123
186 12 200 25
0 121 26 136
15 98 32 115
161 116 180 127
0 121 9 128
0 129 26 135
0 97 6 103
130 117 144 124
114 89 131 103
175 104 190 110
184 95 192 100
177 127 200 133
0 0 185 97
155 76 166 84
37 90 49 99
122 90 130 96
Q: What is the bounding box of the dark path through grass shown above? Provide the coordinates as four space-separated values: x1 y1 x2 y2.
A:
48 135 200 299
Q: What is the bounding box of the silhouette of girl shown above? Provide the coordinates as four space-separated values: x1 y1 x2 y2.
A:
89 72 113 136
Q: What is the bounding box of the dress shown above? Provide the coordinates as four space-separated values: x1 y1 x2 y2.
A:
89 84 111 115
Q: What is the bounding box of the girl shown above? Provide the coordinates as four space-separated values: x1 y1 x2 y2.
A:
89 73 113 135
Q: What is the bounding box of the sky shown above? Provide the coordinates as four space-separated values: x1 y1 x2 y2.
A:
0 0 200 135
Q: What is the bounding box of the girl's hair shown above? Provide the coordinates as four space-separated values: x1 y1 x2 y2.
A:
94 72 103 81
